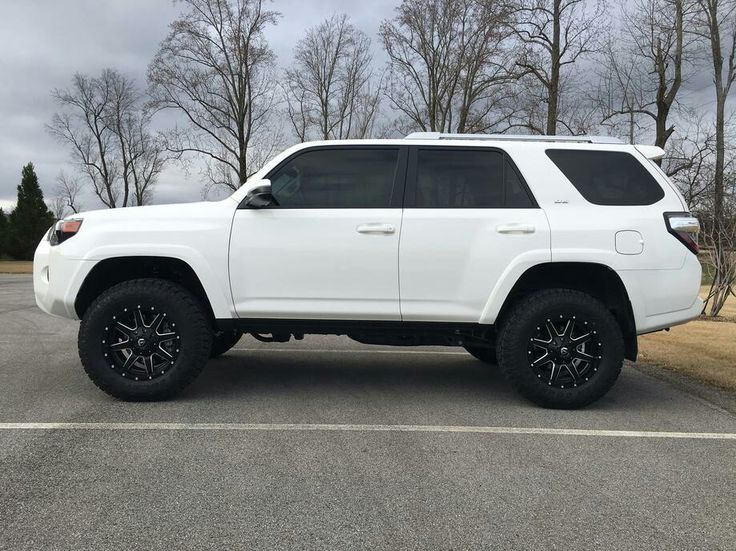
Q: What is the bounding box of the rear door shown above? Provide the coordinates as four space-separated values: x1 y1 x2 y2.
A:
399 146 551 322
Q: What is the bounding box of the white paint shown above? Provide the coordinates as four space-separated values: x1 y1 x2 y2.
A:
34 138 702 332
635 144 666 161
33 200 237 319
229 207 403 320
0 422 734 440
399 208 551 322
615 230 644 255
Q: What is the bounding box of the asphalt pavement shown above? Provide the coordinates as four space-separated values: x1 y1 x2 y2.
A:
1 274 735 550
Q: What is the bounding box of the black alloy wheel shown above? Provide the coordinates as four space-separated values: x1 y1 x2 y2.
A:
79 279 212 401
497 288 624 409
102 305 181 381
527 315 602 389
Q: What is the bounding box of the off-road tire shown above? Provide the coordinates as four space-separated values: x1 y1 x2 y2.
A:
78 278 213 401
497 288 624 409
463 345 497 365
210 329 244 358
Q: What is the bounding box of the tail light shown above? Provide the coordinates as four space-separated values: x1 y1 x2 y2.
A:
664 212 699 254
49 219 83 246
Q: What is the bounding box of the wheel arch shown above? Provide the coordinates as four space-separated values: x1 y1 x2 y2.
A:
74 256 220 323
494 262 638 361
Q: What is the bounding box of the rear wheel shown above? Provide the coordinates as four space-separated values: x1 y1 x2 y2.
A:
78 278 213 401
464 345 496 365
497 289 624 409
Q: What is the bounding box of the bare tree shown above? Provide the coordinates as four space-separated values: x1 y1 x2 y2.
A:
596 0 685 152
667 138 715 207
148 0 280 192
284 15 382 141
691 0 736 224
48 70 164 208
691 139 736 316
596 47 646 143
50 171 83 219
379 0 519 134
107 72 166 206
49 73 119 207
690 0 736 315
511 0 606 135
703 210 736 315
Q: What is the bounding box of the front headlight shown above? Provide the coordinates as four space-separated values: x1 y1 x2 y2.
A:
49 219 83 246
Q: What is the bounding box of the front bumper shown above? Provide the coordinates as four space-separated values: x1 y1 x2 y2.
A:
33 237 95 320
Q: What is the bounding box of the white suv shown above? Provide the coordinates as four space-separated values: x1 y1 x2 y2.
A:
34 133 703 408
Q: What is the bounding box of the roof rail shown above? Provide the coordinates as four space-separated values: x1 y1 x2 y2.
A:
404 132 624 144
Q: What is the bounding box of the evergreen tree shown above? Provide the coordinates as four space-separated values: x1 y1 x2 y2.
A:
7 163 55 260
0 208 7 258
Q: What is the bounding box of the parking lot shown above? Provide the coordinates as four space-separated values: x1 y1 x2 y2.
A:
1 273 735 550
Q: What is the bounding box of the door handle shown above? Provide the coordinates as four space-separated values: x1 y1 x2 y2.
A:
496 223 535 234
356 223 396 234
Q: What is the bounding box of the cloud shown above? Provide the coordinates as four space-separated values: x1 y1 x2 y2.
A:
0 0 399 209
0 0 724 211
0 0 180 205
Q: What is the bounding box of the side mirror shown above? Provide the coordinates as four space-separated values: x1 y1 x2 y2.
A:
242 183 278 209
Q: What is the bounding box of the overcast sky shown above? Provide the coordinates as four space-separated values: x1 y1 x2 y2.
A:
0 0 398 210
0 0 722 212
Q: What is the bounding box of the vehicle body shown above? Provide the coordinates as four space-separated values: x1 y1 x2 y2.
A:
34 133 703 408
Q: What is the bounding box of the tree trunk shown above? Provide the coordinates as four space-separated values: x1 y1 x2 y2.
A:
546 0 561 135
238 140 248 187
653 0 682 163
713 95 725 223
629 110 635 144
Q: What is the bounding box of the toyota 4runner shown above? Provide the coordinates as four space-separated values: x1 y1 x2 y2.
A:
34 133 703 408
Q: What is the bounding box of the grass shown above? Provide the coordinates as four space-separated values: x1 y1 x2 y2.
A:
0 260 33 274
706 288 736 319
639 286 736 391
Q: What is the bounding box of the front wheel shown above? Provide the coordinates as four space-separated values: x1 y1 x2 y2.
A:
78 278 213 401
210 329 244 358
497 289 624 409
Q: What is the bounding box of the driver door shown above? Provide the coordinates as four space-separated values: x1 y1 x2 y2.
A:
228 146 407 320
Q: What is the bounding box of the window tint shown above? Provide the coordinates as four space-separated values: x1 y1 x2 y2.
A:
268 148 399 208
505 159 534 208
414 149 534 208
546 149 665 206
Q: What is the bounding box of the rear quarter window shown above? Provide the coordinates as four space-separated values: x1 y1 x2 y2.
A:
545 149 665 206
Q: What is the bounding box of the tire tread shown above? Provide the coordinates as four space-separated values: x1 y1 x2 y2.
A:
497 288 624 409
78 278 212 401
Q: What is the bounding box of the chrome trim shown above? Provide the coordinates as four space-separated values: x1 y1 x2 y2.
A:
668 216 700 234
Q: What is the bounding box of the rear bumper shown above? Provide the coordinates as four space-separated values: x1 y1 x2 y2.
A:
618 252 703 335
635 296 703 335
33 237 95 320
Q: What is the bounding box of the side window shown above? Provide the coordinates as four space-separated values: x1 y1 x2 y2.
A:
267 148 399 208
546 149 665 206
414 149 534 208
505 159 535 208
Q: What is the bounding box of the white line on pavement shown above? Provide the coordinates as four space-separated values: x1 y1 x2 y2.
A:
0 422 734 440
